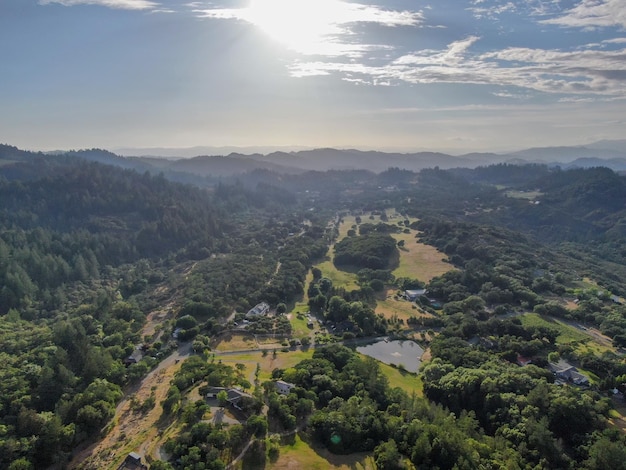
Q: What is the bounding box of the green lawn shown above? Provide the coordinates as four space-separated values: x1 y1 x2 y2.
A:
375 358 424 397
216 349 315 383
316 259 360 291
289 311 315 338
519 313 614 357
269 434 375 470
519 313 589 344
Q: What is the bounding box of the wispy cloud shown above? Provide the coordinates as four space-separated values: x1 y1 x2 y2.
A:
467 1 517 20
540 0 626 29
39 0 159 10
291 38 626 99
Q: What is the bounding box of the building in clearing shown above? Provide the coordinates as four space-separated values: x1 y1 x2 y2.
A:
275 380 296 395
405 289 426 301
206 387 252 410
117 452 148 470
246 302 270 318
549 359 589 386
205 386 227 398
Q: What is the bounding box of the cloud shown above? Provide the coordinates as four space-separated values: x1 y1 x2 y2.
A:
39 0 158 9
467 1 517 20
193 0 423 57
195 1 423 27
291 37 626 99
540 0 626 29
393 37 481 66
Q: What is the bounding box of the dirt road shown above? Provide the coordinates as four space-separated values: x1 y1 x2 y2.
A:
69 342 192 470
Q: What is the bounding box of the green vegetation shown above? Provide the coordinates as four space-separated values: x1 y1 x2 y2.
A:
4 147 626 468
520 313 591 345
334 232 398 270
315 259 360 292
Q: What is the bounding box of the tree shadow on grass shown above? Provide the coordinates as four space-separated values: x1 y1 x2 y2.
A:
240 439 266 470
300 431 372 470
332 261 362 274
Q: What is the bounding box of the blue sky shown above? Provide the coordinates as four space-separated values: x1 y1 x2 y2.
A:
1 0 626 153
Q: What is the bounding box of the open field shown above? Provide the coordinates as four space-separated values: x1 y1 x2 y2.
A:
316 259 360 292
213 333 258 351
269 434 375 470
375 358 424 397
318 212 452 293
519 313 590 344
376 288 433 322
390 227 452 282
216 349 315 383
289 312 318 338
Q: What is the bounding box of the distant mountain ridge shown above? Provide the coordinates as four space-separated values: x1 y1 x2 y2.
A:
4 140 626 178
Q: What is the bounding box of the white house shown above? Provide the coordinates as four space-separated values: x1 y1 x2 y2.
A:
275 380 295 395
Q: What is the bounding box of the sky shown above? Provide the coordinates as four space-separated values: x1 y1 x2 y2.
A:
1 0 626 154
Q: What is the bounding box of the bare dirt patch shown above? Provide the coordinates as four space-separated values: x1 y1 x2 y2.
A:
70 350 187 470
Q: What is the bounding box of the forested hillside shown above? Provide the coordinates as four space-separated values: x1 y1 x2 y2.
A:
0 150 328 469
4 146 626 469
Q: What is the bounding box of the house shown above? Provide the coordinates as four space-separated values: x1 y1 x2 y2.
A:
117 452 148 470
205 386 227 399
123 349 143 367
226 388 252 410
246 302 270 318
275 380 295 395
549 359 589 386
405 289 426 301
516 354 532 367
206 387 252 410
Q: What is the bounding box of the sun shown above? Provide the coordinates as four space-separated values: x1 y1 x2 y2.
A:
243 0 346 54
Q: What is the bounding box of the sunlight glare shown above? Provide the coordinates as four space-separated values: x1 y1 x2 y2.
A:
244 0 348 54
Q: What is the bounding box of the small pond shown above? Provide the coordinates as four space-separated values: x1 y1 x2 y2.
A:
357 339 424 373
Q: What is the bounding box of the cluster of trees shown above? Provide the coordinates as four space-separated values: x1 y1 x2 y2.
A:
270 344 626 469
244 315 292 336
0 295 153 468
307 274 387 336
420 332 621 467
334 232 398 270
182 218 328 314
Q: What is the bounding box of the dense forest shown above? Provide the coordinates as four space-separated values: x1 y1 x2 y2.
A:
3 145 626 469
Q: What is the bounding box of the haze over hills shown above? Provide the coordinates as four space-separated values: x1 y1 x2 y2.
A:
6 140 626 179
114 139 626 176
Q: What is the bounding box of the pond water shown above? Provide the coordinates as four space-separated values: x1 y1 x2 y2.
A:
357 339 424 373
